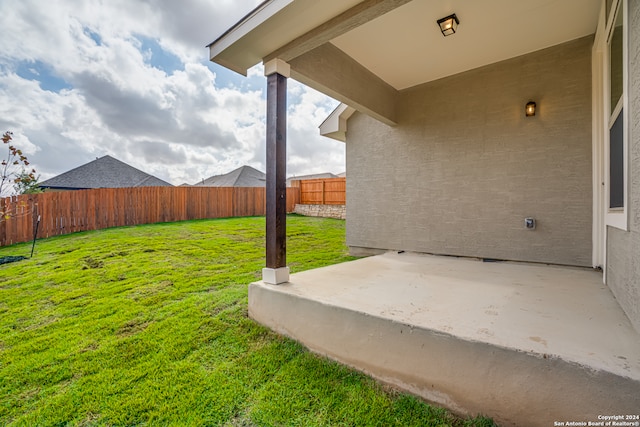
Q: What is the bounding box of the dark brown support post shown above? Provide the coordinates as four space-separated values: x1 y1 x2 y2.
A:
263 59 290 284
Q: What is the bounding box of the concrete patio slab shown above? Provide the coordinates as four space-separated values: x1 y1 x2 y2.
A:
249 252 640 426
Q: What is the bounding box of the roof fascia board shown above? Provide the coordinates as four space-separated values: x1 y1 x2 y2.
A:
263 0 413 63
208 0 293 75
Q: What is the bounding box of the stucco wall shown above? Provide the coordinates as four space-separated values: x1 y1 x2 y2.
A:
346 36 593 266
606 0 640 333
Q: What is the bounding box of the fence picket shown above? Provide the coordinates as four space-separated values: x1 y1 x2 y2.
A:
0 187 301 247
291 177 346 205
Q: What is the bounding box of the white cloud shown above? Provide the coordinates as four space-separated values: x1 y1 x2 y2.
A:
0 0 345 188
287 80 343 175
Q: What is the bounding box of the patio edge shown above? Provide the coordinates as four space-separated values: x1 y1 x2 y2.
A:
248 281 640 427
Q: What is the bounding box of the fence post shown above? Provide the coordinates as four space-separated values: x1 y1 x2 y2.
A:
2 186 313 248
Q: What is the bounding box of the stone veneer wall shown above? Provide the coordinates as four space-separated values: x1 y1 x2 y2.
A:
293 204 346 220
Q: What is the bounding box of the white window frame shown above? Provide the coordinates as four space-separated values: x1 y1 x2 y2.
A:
592 0 629 271
604 0 628 231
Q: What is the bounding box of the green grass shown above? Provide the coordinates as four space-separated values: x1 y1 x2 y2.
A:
0 215 495 426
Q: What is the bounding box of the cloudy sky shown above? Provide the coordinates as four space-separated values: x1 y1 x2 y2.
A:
0 0 344 186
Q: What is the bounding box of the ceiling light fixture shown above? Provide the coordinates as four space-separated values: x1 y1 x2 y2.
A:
526 101 536 117
437 14 459 37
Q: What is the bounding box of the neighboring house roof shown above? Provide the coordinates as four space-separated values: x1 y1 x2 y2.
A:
39 155 173 190
194 165 266 187
286 173 337 187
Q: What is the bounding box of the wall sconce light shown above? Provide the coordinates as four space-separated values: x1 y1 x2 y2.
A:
525 101 536 117
437 14 459 37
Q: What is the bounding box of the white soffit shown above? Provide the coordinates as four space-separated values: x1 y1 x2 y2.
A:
331 0 602 90
319 104 356 142
209 0 362 75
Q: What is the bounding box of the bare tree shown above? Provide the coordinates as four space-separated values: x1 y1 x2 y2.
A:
1 131 38 197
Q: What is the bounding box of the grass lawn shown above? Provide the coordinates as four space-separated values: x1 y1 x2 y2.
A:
0 215 495 426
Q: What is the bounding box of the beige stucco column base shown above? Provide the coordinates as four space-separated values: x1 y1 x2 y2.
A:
262 267 290 285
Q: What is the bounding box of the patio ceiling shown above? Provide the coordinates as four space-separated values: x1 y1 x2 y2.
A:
210 0 601 90
209 0 602 125
332 0 602 90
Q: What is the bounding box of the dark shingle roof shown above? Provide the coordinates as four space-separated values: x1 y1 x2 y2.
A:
194 165 266 187
39 155 173 189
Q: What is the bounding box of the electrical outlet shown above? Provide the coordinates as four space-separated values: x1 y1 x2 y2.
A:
525 218 536 230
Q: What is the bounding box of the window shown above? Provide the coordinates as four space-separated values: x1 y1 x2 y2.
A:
609 112 623 208
607 0 626 217
609 6 623 115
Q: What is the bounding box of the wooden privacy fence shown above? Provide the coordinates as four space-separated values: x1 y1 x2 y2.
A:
291 177 346 205
0 186 300 247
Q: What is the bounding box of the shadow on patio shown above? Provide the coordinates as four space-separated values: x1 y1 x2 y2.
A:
249 252 640 426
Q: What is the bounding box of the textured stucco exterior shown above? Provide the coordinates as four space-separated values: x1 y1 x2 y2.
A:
606 0 640 333
346 37 593 266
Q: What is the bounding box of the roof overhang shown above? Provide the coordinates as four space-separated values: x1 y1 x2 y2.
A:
208 0 364 75
209 0 602 125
